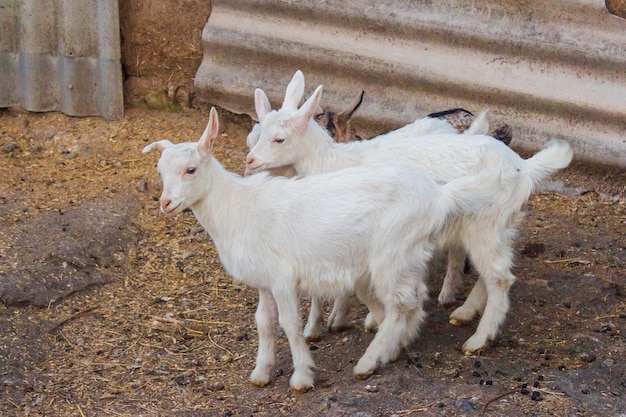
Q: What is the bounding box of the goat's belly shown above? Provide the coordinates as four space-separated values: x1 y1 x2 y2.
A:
298 269 360 300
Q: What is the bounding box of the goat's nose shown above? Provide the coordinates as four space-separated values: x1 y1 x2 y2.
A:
245 155 255 166
161 198 171 210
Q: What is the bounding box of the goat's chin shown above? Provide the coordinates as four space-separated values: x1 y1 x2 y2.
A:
161 203 183 216
244 164 265 176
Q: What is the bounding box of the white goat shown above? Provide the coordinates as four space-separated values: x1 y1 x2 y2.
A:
245 71 574 355
143 107 501 390
246 72 486 341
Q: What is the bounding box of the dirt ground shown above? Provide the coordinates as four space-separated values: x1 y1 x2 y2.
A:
0 105 625 417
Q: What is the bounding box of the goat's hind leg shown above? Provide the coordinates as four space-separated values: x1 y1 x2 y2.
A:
327 295 351 332
453 239 516 355
353 271 427 379
449 277 487 326
355 279 384 332
438 242 467 307
303 297 325 341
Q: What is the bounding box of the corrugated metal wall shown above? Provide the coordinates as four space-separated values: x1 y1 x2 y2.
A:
0 0 123 120
195 0 626 167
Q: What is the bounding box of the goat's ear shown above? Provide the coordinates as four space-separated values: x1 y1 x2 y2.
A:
291 85 323 131
282 70 305 111
142 139 174 154
336 90 364 120
198 107 220 157
255 88 272 122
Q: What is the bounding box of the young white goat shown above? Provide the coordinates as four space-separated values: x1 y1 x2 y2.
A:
247 71 494 340
245 73 486 342
245 71 574 355
143 107 501 390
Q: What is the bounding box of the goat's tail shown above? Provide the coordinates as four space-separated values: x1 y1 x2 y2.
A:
464 110 490 136
438 170 502 217
522 139 574 187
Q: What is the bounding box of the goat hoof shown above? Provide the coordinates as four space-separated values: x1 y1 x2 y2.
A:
463 347 484 356
250 380 271 388
354 371 374 381
304 334 322 343
449 318 470 327
291 385 314 393
329 322 351 333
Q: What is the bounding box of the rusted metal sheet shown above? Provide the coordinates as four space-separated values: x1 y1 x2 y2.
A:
196 0 626 167
0 0 123 120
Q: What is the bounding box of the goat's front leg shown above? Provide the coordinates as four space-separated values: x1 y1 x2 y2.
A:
274 287 316 391
250 289 278 387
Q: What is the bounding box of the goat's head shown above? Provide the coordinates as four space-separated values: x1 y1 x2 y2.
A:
314 90 364 143
143 107 220 215
245 83 324 175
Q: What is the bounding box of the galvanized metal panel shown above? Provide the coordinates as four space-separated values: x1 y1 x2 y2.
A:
0 0 123 120
195 0 626 167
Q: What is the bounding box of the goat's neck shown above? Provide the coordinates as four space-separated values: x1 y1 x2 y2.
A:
294 127 361 175
190 157 249 239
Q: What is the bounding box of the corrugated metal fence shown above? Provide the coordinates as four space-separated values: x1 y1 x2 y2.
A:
195 0 626 167
0 0 123 120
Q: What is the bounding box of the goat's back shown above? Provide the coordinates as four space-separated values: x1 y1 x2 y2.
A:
213 163 448 298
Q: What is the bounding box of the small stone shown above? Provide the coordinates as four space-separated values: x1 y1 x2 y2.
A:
601 359 616 367
364 384 378 393
209 381 225 391
472 371 481 377
579 352 597 363
220 354 233 363
174 375 190 385
530 391 541 401
2 142 17 153
136 180 148 192
485 380 493 385
474 360 482 368
454 398 475 412
520 387 530 395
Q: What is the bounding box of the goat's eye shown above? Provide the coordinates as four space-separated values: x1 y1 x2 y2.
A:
273 138 285 144
186 167 196 174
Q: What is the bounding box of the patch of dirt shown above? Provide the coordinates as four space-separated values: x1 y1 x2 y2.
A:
0 106 624 417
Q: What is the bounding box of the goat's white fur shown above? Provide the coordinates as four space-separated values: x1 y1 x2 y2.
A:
144 107 502 389
246 71 574 354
